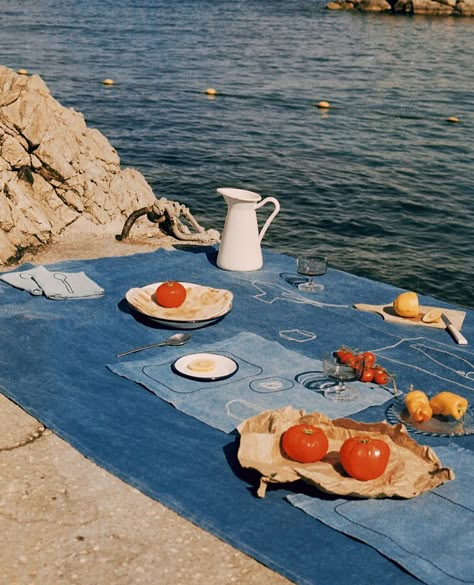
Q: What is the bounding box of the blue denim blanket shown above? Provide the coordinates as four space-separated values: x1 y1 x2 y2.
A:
109 331 393 432
288 444 474 585
1 246 473 585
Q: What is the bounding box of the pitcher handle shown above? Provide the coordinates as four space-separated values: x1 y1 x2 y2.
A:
255 197 280 243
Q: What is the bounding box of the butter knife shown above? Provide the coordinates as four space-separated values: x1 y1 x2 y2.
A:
441 313 468 345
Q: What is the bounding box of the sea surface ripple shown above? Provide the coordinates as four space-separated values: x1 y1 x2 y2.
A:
0 0 473 307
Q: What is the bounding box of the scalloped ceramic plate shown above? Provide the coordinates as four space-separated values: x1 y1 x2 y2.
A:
126 282 233 329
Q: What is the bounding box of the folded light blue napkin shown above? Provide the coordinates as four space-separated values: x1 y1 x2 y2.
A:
287 444 473 585
108 331 393 433
0 265 104 299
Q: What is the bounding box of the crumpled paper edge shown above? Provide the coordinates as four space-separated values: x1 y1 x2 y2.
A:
237 406 455 498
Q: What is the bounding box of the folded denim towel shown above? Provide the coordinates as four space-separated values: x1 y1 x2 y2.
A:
0 265 104 299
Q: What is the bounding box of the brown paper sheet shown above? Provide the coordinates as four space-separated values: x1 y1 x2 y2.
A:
238 406 454 498
354 303 465 330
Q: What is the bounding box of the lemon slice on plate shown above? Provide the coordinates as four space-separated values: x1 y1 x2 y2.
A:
187 358 216 372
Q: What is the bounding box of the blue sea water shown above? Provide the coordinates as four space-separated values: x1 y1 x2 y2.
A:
1 0 473 307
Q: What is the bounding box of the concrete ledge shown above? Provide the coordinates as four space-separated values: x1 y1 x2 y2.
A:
0 394 291 584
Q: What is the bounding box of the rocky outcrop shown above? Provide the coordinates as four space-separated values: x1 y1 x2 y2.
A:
326 0 474 14
326 0 391 10
0 65 158 265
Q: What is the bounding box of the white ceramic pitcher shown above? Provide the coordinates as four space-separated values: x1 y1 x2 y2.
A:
216 187 280 271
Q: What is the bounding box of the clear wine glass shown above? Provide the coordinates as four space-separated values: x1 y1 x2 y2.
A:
322 353 359 401
296 255 328 292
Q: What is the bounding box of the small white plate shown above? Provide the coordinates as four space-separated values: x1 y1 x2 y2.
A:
172 352 238 381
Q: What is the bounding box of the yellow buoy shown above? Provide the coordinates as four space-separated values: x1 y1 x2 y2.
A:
316 100 331 109
447 116 460 123
204 87 217 96
17 68 28 76
102 78 115 86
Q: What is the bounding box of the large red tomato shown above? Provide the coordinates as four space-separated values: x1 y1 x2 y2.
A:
339 435 390 481
281 424 329 464
155 281 187 308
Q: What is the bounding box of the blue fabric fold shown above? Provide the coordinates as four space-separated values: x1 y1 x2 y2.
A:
108 331 393 433
0 265 104 299
1 248 473 585
287 444 474 585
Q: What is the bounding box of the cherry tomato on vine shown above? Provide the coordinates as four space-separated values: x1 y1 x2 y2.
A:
345 355 359 368
281 424 329 464
335 348 354 364
339 435 391 481
361 351 376 367
373 369 389 385
155 281 187 308
359 367 375 383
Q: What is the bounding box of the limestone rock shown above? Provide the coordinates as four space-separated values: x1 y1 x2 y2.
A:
327 0 473 13
326 1 354 8
358 0 392 10
411 0 454 13
456 0 474 14
0 65 156 265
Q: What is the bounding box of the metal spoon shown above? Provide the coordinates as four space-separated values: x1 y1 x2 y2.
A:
116 332 192 358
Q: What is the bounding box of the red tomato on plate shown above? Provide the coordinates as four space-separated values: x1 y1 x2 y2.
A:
155 281 187 308
281 424 329 463
339 435 390 481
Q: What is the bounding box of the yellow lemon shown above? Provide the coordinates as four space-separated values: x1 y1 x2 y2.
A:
422 308 442 323
188 358 216 372
393 291 419 318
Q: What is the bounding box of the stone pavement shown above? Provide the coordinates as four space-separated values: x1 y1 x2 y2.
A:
0 394 292 585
